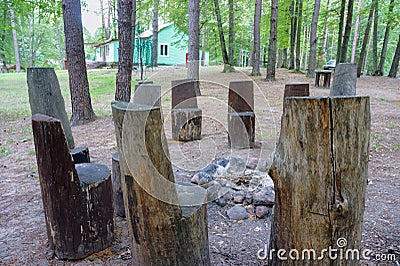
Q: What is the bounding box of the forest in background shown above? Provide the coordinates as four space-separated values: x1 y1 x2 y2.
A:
0 0 399 77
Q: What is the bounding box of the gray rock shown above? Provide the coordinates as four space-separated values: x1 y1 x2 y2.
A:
214 188 234 207
255 206 270 219
201 164 225 178
215 157 229 168
191 172 213 185
226 205 249 220
233 191 245 204
253 186 275 206
225 157 246 175
246 157 259 170
245 192 253 204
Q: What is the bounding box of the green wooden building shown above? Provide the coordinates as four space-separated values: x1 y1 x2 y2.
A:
94 24 209 66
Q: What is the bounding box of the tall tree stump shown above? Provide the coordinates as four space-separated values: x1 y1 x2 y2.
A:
134 80 153 92
228 80 255 148
284 83 310 98
331 63 357 96
32 114 114 260
112 101 210 265
268 97 370 265
171 79 202 141
27 68 75 149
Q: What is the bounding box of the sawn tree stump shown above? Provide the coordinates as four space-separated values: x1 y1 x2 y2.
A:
31 114 114 260
112 101 210 265
268 96 370 265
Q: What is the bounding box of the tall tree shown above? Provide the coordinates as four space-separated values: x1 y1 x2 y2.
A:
56 24 66 70
357 1 374 77
187 0 200 94
295 0 303 71
388 33 400 78
152 0 159 68
307 0 321 77
372 0 378 75
339 0 354 63
266 0 278 81
351 0 363 63
62 0 96 125
289 0 297 70
336 0 346 62
115 0 133 102
377 0 395 76
214 0 230 72
9 6 20 72
201 24 207 66
228 0 235 71
99 0 111 39
251 0 262 76
321 0 331 58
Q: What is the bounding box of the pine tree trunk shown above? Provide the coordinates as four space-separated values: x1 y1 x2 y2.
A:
115 0 133 102
340 0 354 63
350 0 362 63
266 0 278 81
295 0 303 71
251 0 262 76
201 24 206 66
62 0 96 125
248 21 254 67
372 0 378 75
152 0 159 68
364 22 373 76
188 0 200 91
307 0 321 78
336 0 346 62
214 0 230 72
55 24 66 70
289 0 296 70
268 96 370 266
228 0 235 71
9 7 20 72
356 1 374 77
321 0 331 57
388 34 400 78
277 48 283 68
377 0 394 76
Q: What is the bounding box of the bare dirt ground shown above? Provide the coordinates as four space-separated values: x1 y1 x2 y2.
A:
0 66 399 265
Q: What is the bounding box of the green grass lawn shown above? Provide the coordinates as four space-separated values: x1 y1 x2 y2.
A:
0 69 134 119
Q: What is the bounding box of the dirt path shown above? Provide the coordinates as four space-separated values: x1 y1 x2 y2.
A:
0 67 399 265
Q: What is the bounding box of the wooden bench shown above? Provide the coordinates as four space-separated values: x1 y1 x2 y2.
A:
32 114 114 260
315 70 333 88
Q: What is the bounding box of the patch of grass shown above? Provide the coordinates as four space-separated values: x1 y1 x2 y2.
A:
6 138 14 144
370 133 380 140
388 124 396 130
377 97 389 102
394 143 400 150
28 149 36 155
0 146 12 157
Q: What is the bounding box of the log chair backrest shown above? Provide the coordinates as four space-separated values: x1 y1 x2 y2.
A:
228 80 254 113
171 79 198 109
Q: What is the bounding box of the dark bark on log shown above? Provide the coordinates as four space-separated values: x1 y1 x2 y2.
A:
31 114 113 260
284 83 309 98
28 67 75 149
388 34 400 78
268 96 370 265
111 102 210 265
228 112 255 149
171 108 202 141
70 146 90 164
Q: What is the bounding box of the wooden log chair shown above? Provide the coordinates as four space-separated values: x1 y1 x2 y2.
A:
268 96 370 265
112 101 210 265
228 80 256 149
111 84 162 218
330 63 357 96
284 83 310 98
31 114 114 260
171 79 202 141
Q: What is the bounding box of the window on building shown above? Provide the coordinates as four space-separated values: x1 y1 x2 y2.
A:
106 45 110 56
160 44 169 56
